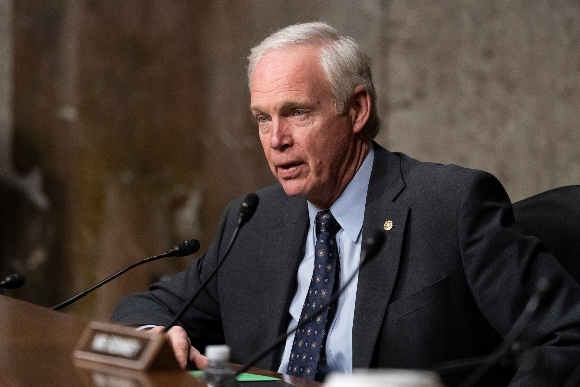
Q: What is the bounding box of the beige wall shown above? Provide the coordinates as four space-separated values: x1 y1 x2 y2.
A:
383 0 580 202
2 0 579 319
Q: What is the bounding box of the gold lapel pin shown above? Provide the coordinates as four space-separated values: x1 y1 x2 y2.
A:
384 220 393 231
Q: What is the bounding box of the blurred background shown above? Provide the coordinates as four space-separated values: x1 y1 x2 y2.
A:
0 0 578 322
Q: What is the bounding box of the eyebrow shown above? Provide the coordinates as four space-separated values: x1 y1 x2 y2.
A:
250 100 313 115
249 105 264 115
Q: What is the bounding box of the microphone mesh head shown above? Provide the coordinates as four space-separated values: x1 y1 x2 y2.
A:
173 239 201 256
239 193 259 222
1 274 25 289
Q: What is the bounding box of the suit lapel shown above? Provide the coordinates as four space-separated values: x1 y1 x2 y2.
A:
352 145 409 369
259 196 309 369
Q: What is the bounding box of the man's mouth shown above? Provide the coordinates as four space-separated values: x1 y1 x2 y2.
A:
276 162 302 179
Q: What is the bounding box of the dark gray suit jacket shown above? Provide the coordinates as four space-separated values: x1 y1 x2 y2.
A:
111 144 580 385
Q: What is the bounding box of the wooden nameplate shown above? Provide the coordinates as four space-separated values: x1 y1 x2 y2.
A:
74 321 180 371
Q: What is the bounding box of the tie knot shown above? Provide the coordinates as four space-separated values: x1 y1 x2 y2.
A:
315 210 341 236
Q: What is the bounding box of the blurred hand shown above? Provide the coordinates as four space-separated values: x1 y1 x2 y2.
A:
149 326 208 370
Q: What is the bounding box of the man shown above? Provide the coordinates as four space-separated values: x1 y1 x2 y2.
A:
111 22 580 385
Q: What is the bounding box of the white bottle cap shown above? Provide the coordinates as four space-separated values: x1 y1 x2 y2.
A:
205 345 231 361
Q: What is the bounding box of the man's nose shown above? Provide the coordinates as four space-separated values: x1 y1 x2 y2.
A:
270 118 293 150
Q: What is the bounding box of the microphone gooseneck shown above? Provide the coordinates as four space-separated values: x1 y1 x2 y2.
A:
162 193 259 334
0 274 26 289
236 230 386 376
51 238 200 311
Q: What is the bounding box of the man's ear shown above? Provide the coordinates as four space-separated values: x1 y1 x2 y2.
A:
349 85 372 134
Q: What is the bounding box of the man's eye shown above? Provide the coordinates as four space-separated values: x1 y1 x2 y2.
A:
257 115 269 124
293 110 305 117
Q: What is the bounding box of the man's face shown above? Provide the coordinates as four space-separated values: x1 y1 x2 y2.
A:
250 46 363 209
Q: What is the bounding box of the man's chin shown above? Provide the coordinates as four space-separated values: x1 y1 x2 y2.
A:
279 182 308 199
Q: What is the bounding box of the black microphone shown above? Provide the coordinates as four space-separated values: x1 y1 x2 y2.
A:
235 230 386 376
238 193 259 225
167 239 203 257
51 238 200 311
162 193 259 334
0 274 26 289
433 274 564 387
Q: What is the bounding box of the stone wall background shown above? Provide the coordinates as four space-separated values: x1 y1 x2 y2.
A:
0 0 578 321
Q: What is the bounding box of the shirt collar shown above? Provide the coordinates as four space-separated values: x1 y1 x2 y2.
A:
308 145 375 243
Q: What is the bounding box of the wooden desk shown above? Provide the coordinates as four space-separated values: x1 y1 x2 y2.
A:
0 295 318 387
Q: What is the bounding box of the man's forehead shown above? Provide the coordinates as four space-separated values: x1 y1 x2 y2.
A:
249 74 326 113
250 49 328 102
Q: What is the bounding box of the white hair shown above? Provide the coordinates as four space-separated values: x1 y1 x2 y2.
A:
247 22 380 139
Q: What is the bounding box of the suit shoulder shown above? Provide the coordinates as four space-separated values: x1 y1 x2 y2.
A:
394 151 496 184
392 151 505 201
395 151 475 176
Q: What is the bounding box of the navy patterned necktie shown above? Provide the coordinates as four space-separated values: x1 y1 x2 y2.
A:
287 209 341 380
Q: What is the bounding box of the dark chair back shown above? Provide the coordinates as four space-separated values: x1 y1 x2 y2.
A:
512 185 580 283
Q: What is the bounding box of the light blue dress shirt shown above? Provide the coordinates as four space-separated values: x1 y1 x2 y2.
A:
278 146 375 376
